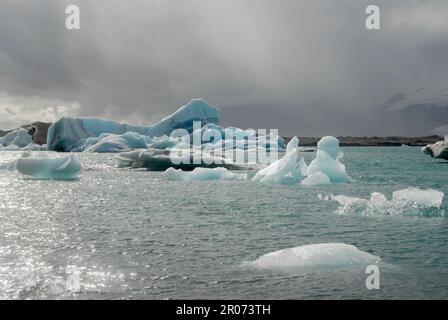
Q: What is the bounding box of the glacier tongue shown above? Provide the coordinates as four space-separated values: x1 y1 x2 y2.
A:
46 98 220 151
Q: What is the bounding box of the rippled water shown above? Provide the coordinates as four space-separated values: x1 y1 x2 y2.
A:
0 147 447 299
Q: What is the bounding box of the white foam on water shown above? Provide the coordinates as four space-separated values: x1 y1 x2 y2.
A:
324 187 445 217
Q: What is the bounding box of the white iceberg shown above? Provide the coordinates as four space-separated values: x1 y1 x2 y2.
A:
422 136 448 160
46 98 220 151
252 137 307 185
250 243 379 270
306 136 351 183
163 167 247 181
15 153 84 180
325 187 444 217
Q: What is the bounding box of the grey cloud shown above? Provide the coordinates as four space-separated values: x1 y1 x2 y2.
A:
0 0 447 135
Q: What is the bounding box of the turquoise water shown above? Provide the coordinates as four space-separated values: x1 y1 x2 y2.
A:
0 147 447 299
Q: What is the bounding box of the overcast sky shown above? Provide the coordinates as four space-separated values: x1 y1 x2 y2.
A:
0 0 447 136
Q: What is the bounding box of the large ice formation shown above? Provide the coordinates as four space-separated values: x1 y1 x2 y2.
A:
252 137 307 185
323 187 445 217
306 136 351 183
46 99 220 151
422 136 448 160
250 243 379 269
164 167 247 181
15 152 84 179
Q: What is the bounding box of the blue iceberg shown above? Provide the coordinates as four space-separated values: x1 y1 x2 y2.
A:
47 98 220 151
0 128 34 149
15 153 84 180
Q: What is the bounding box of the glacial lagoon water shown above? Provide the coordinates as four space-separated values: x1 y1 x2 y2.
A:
0 147 447 299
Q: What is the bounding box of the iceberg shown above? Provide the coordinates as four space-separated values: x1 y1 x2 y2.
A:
114 148 248 171
252 137 307 185
0 128 33 148
250 243 379 269
422 136 448 160
306 136 351 183
324 187 445 217
164 167 247 181
73 132 151 153
15 152 84 180
47 98 220 151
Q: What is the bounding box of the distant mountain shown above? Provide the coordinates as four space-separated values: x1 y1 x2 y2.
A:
384 85 448 111
381 84 448 135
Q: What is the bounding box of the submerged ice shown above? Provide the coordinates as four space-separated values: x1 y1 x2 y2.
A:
322 187 445 217
250 243 379 270
15 153 84 180
164 167 247 181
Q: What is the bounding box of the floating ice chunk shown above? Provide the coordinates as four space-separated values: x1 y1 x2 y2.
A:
114 148 247 171
47 98 220 151
307 136 350 183
0 128 33 148
164 167 247 181
251 243 379 269
252 137 307 185
392 187 444 208
422 137 448 160
301 172 331 185
15 153 84 180
327 187 444 217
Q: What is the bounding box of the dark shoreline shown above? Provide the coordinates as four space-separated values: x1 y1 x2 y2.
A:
0 122 443 147
285 136 443 147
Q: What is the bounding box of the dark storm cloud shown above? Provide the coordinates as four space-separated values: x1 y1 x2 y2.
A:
0 0 447 135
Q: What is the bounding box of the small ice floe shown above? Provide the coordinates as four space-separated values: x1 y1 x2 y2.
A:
321 187 445 217
15 152 84 180
249 243 379 270
163 167 247 181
